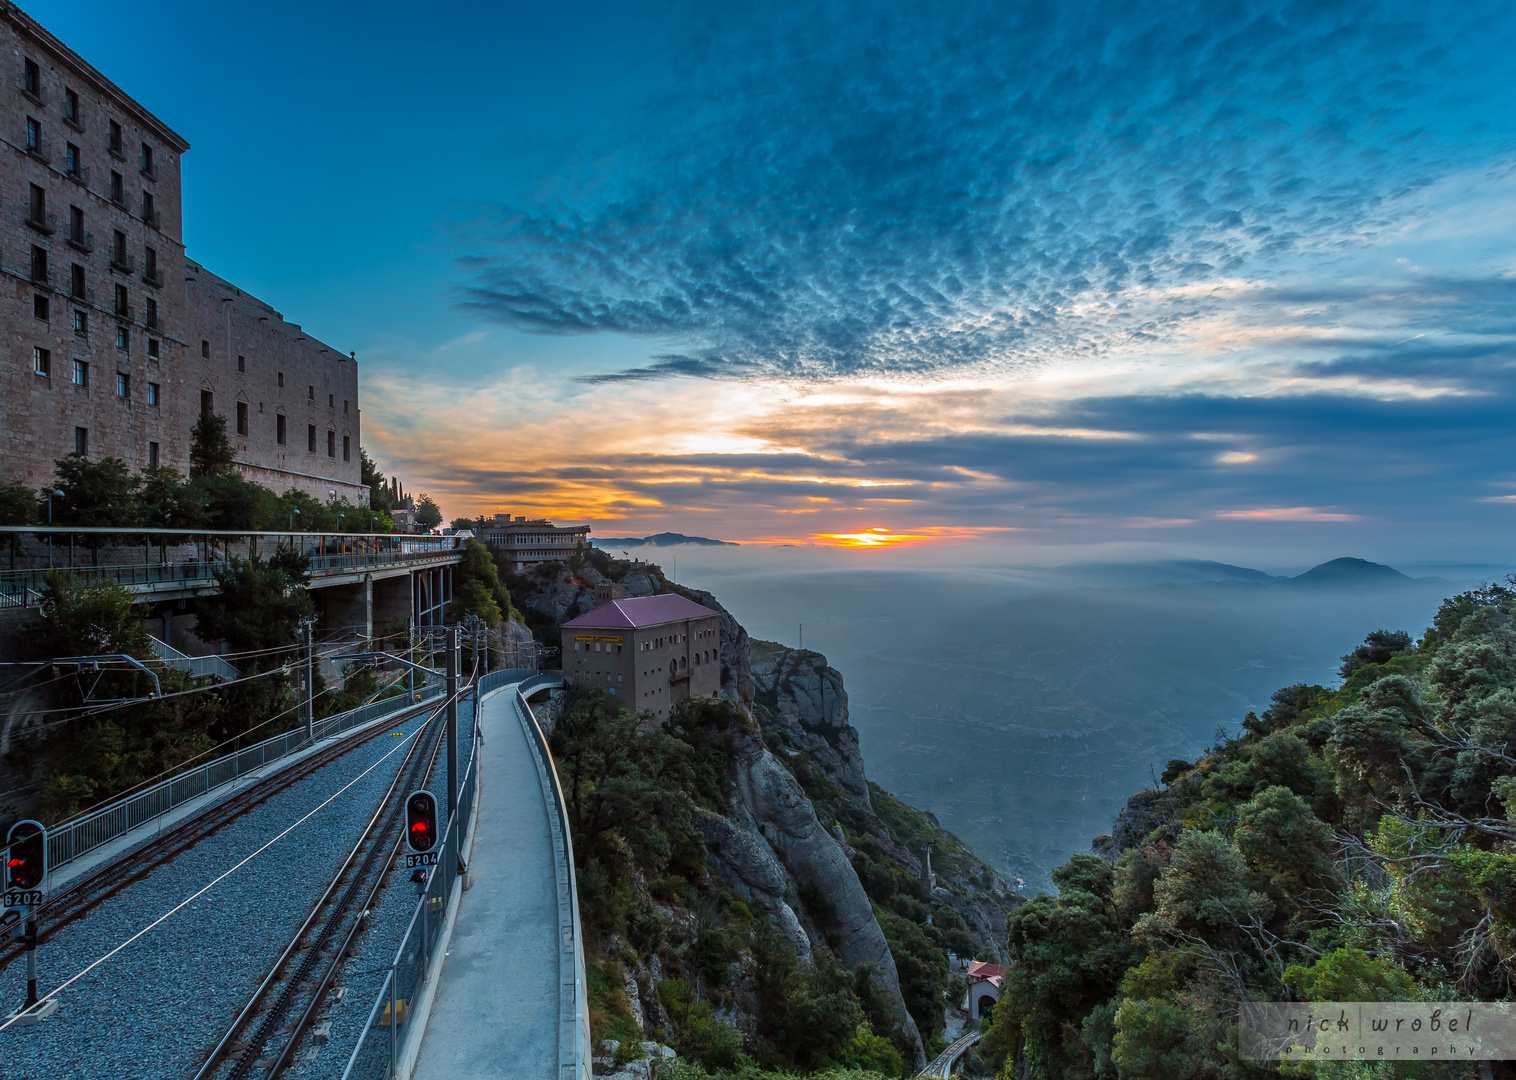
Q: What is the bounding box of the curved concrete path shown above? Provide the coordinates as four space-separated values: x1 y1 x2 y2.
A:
412 688 560 1079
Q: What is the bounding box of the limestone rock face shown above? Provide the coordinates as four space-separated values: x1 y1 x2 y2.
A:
693 806 812 963
750 645 871 808
1111 788 1169 853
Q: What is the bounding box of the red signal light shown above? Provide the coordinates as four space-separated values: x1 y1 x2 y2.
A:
405 791 438 853
5 821 45 892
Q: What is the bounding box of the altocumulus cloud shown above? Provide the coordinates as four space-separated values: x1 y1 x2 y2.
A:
452 0 1516 383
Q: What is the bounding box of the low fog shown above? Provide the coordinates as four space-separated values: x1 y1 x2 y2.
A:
652 543 1514 892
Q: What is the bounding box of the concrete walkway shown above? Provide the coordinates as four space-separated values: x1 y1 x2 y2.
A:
412 688 561 1079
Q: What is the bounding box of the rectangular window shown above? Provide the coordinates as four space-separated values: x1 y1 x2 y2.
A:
30 245 47 283
201 339 210 359
236 402 248 436
116 373 130 398
116 325 129 351
142 190 154 221
148 337 160 358
144 246 158 281
148 441 159 468
23 58 39 96
71 263 85 299
343 435 350 461
112 229 127 263
276 413 286 445
73 308 87 335
33 294 48 320
327 430 335 457
74 427 87 457
343 399 349 414
109 120 122 154
65 142 79 176
140 143 153 174
33 347 49 376
277 372 284 388
114 283 128 317
64 88 78 123
72 359 88 387
148 381 160 406
237 355 245 373
308 424 317 453
110 170 123 204
201 390 213 417
145 296 157 329
328 393 334 409
25 116 39 151
29 183 44 225
69 204 84 242
308 385 314 399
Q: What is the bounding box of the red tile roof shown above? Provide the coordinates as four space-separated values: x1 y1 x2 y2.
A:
966 961 1008 981
562 593 719 629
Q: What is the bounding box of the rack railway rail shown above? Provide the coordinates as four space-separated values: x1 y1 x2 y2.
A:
0 696 443 976
191 690 460 1080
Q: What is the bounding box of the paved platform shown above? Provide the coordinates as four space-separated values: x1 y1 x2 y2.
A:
412 688 561 1079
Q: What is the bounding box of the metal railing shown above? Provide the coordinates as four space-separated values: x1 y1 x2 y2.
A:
36 677 445 878
341 673 581 1080
147 636 238 682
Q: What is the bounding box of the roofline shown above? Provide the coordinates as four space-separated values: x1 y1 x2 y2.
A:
5 2 191 153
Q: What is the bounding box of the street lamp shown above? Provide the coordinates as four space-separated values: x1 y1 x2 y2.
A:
46 489 63 567
290 506 300 531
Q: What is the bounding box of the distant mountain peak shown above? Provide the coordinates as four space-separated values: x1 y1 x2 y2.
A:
1289 557 1409 585
593 532 738 548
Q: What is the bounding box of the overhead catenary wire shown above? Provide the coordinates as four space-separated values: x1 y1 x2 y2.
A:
0 689 465 1034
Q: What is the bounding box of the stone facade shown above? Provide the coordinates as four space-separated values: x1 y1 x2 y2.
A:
480 514 591 571
0 3 363 501
561 594 723 721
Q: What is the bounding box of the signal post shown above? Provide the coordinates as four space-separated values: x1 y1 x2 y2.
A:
4 820 55 1023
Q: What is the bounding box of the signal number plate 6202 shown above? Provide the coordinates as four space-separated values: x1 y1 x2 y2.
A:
3 890 42 908
404 852 439 868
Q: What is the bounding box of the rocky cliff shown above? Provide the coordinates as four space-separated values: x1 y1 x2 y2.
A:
506 553 1015 1070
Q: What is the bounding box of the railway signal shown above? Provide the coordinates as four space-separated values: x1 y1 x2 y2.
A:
405 790 439 869
4 820 45 904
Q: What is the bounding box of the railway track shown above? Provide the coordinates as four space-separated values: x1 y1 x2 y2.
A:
0 697 441 975
190 691 458 1080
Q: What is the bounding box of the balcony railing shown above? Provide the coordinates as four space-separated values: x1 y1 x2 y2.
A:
25 209 54 235
110 250 135 274
67 229 93 254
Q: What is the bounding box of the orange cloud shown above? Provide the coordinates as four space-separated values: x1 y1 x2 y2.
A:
1214 507 1363 522
746 525 1022 548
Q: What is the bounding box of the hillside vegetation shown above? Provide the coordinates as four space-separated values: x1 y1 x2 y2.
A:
977 581 1516 1079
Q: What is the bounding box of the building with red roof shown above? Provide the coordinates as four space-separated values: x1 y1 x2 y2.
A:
561 593 722 719
963 960 1007 1020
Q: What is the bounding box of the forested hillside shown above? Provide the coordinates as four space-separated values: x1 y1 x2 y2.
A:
977 581 1516 1079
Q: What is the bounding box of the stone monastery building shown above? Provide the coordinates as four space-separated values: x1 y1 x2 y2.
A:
0 2 364 501
561 593 722 720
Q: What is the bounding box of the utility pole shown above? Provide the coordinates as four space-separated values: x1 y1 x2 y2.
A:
407 617 415 700
300 616 316 743
445 624 459 819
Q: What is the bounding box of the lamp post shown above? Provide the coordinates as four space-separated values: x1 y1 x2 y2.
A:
289 506 300 532
46 489 63 567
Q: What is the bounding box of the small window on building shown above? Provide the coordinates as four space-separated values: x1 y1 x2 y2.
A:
116 373 130 398
145 297 157 328
140 143 153 174
112 229 126 262
69 203 84 241
142 190 154 221
237 355 245 373
201 390 214 417
236 402 249 436
65 142 79 175
23 58 39 96
29 183 44 224
277 372 284 388
116 325 129 351
110 170 123 204
25 116 39 151
308 385 314 399
30 245 47 283
148 381 160 406
71 263 85 299
328 393 334 408
148 337 160 358
114 283 128 317
74 427 87 457
109 119 122 154
148 441 159 468
327 430 335 457
342 435 350 461
276 413 286 445
33 347 50 376
202 339 210 359
72 359 88 387
308 424 317 452
64 88 78 123
145 246 157 280
73 309 87 335
33 294 48 320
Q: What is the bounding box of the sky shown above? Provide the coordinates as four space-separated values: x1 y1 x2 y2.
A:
33 0 1516 560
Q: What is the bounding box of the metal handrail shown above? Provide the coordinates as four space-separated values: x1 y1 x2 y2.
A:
37 681 446 878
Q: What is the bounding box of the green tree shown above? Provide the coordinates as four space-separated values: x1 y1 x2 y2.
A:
51 455 142 561
414 493 442 530
360 447 392 511
451 538 516 625
35 571 150 659
190 412 236 477
1282 947 1419 1002
0 480 35 569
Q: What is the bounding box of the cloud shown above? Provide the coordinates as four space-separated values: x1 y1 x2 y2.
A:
450 0 1516 385
1213 508 1363 523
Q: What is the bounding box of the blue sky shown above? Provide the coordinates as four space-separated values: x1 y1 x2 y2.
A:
35 0 1516 558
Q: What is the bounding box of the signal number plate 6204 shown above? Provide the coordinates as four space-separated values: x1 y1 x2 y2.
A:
3 890 42 908
404 852 439 868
